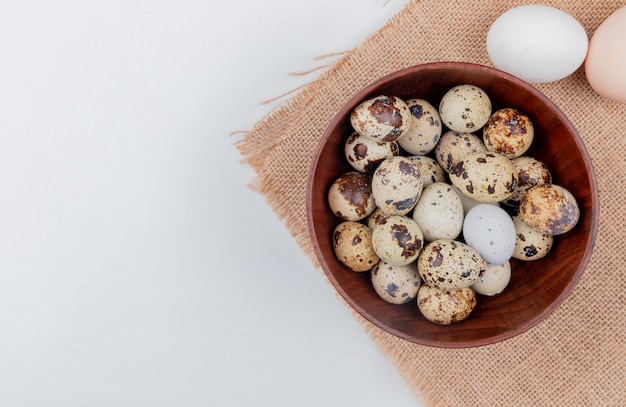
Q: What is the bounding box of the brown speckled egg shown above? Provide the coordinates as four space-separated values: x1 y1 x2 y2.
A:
333 222 379 272
412 182 464 242
511 213 553 261
417 239 486 291
344 131 399 173
483 108 534 158
417 285 477 325
406 155 446 188
439 84 492 133
503 156 552 207
397 99 442 155
350 95 411 142
371 260 421 304
520 184 580 235
328 172 376 221
371 215 424 266
449 151 518 203
435 130 487 173
371 156 422 216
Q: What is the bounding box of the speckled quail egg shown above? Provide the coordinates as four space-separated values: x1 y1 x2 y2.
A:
328 172 376 221
412 182 464 242
450 184 494 215
397 99 442 155
371 215 424 266
520 184 580 235
439 84 492 133
463 204 516 265
371 260 421 304
371 156 422 216
417 285 477 325
503 156 552 207
435 130 487 173
417 239 486 290
482 108 534 159
511 213 553 261
449 151 518 203
333 221 379 272
344 131 399 173
406 155 446 188
366 207 388 230
350 95 411 142
472 261 511 296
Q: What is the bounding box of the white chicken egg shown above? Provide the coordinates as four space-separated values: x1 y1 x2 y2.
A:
463 204 516 265
487 5 588 83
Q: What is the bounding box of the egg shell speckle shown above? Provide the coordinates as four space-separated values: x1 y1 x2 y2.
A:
344 131 399 173
482 108 534 159
412 182 464 242
439 84 492 133
371 156 423 216
333 222 379 272
511 213 553 261
328 172 376 221
520 184 580 235
397 98 442 155
449 151 518 203
417 239 486 291
503 156 552 207
463 204 516 265
350 95 411 142
371 260 421 304
372 215 424 266
435 130 487 173
417 285 477 325
406 155 446 188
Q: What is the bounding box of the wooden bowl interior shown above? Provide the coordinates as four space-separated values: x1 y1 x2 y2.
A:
306 62 598 348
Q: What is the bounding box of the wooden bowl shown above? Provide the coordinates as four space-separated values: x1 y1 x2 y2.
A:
306 62 599 348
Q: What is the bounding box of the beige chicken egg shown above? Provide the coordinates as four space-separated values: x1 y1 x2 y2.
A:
371 260 421 304
483 108 534 159
371 156 422 216
439 84 492 133
344 131 399 173
449 151 518 203
435 130 487 173
371 215 424 266
417 285 477 325
350 95 411 142
412 182 464 242
417 239 486 291
333 221 379 272
397 98 442 155
520 184 579 235
328 172 376 221
503 156 552 207
511 213 553 261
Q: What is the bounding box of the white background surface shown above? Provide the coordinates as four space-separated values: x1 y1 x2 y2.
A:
0 0 425 406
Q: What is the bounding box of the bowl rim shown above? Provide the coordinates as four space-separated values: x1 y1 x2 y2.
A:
306 61 600 348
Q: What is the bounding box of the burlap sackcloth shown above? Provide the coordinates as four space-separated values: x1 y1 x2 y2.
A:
236 0 626 405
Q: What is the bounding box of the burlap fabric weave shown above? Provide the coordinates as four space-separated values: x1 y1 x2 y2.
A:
236 1 626 405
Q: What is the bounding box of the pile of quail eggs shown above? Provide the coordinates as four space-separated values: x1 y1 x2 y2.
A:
328 85 580 325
